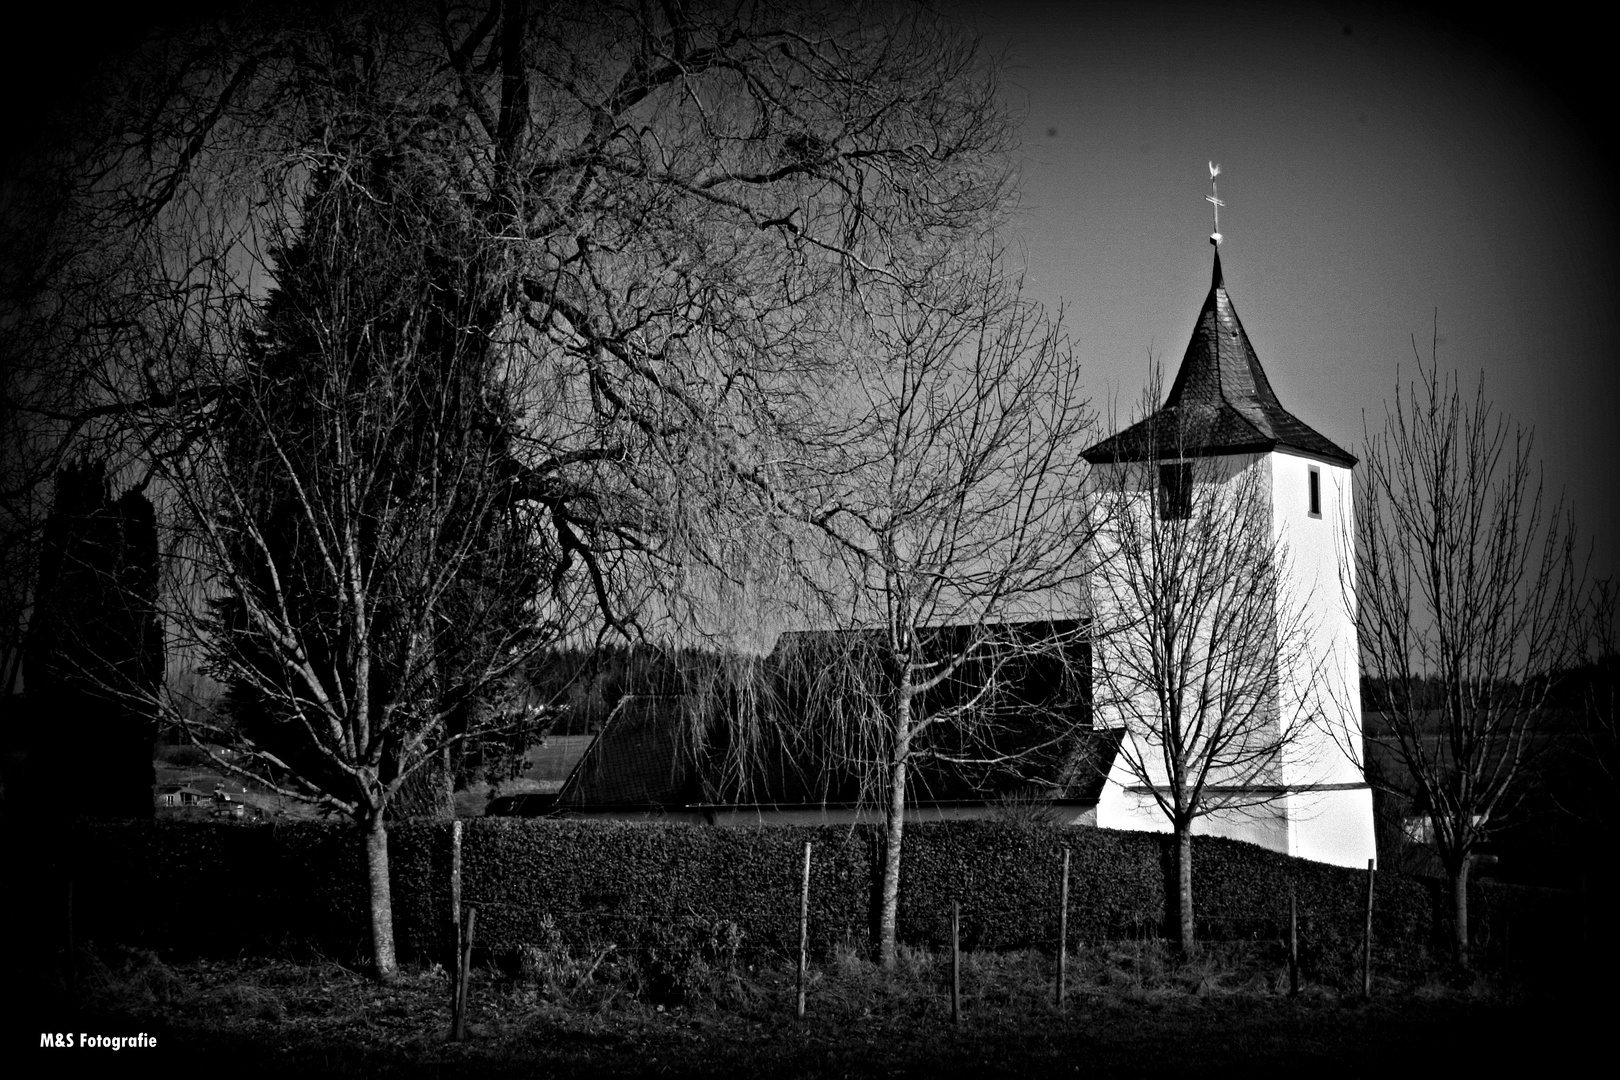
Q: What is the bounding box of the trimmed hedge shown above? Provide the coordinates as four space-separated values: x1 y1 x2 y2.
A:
466 820 865 957
35 817 1574 981
41 820 373 960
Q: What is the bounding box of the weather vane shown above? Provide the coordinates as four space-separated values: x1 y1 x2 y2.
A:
1206 162 1224 246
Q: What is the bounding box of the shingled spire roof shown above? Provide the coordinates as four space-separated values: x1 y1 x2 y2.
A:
1083 252 1356 467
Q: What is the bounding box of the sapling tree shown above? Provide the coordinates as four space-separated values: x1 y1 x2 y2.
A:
1352 350 1584 965
1087 372 1322 955
794 249 1095 969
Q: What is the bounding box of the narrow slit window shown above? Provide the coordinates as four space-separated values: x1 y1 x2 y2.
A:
1308 466 1322 518
1159 462 1192 520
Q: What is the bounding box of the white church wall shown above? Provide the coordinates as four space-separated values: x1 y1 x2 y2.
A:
1094 732 1292 853
1086 450 1377 868
1097 789 1294 853
1095 731 1375 865
1286 787 1377 867
1268 452 1365 787
1087 452 1286 790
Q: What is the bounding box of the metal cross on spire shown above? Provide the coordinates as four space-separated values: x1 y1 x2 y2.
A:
1206 162 1224 246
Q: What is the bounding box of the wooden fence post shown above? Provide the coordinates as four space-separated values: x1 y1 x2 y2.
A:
451 905 477 1042
797 841 812 1019
1056 848 1070 1010
1362 859 1375 997
951 900 961 1024
1288 887 1299 998
448 819 463 1007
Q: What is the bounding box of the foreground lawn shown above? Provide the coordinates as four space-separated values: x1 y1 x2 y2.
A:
17 945 1599 1077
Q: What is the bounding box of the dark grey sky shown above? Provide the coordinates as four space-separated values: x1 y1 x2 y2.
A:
4 1 1613 574
976 1 1619 577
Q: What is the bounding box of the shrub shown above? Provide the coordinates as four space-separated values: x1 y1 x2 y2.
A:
637 915 746 1005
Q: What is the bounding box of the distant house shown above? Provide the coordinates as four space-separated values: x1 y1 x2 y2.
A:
197 784 260 818
154 784 210 808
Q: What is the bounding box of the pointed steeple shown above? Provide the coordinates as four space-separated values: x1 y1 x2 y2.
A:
1084 251 1356 467
1163 251 1292 429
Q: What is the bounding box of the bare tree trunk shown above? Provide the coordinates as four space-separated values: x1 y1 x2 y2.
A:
443 744 457 820
1176 825 1195 956
878 750 909 971
364 812 398 981
1448 856 1471 968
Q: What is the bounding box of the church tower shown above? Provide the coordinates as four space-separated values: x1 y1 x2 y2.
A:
1082 214 1376 868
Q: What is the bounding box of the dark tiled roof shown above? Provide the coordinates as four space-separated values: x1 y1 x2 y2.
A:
554 623 1118 813
557 695 703 809
1083 252 1356 468
558 703 1119 811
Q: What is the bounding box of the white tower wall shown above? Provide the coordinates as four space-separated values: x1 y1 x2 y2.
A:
1268 451 1364 788
1090 450 1377 869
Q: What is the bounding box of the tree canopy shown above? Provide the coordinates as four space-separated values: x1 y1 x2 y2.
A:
0 0 1030 978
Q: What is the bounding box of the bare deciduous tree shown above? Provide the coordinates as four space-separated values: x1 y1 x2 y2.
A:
172 161 587 977
788 250 1095 969
1353 348 1584 965
0 0 1022 979
1087 373 1323 956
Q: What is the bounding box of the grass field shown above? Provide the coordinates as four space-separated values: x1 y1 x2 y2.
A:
152 742 558 820
19 939 1600 1077
152 743 326 822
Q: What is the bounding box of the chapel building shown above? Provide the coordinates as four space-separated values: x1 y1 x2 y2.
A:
1081 249 1378 868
